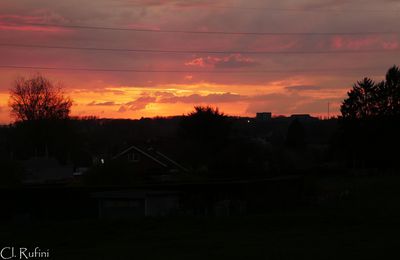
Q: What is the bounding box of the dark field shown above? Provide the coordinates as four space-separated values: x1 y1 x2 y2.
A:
3 173 400 260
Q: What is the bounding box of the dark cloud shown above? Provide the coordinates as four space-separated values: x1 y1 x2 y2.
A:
295 97 343 114
125 96 156 111
246 93 307 114
118 0 215 8
0 0 397 91
88 101 117 106
285 85 322 92
185 54 258 69
245 93 346 115
117 91 344 116
301 0 352 9
157 92 246 103
118 105 127 112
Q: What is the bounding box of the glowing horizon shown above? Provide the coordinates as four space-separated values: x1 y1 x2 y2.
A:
0 0 399 123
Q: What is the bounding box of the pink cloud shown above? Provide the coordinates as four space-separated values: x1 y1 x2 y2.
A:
346 37 380 49
0 24 69 32
383 41 399 50
331 37 344 49
249 36 300 52
185 57 206 67
330 36 399 50
0 13 70 32
185 54 258 68
0 14 44 23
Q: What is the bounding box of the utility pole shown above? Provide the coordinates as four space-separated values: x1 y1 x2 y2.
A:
327 102 330 120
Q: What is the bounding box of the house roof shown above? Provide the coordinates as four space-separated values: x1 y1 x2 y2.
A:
112 145 188 172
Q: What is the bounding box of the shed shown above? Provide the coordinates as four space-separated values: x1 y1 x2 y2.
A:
92 190 180 218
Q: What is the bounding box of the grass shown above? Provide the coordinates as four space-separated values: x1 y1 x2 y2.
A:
2 173 400 259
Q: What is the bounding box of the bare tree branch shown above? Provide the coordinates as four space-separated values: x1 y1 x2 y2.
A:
9 74 72 121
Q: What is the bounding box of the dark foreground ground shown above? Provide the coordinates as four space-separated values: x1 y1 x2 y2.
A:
2 173 400 259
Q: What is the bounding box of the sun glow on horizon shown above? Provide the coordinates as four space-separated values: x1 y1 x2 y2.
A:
0 78 345 124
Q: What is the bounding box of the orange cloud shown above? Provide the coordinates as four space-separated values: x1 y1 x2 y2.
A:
124 96 157 111
0 78 345 123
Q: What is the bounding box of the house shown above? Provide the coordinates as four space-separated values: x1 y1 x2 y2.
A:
92 190 181 218
0 174 303 221
111 145 188 180
22 157 74 184
91 175 303 219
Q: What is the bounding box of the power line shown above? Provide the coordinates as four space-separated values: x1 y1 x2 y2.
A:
0 65 385 74
9 22 399 36
1 43 399 55
195 6 400 13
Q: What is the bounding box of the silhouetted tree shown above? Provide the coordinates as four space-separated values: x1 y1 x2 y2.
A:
286 119 306 148
180 106 230 142
9 74 72 122
8 74 75 162
179 106 231 171
341 78 379 119
337 65 400 168
378 66 400 116
341 66 400 120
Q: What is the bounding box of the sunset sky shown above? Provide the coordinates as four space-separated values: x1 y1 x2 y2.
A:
0 0 399 123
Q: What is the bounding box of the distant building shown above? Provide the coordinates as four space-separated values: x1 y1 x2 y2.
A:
290 114 318 121
256 112 272 121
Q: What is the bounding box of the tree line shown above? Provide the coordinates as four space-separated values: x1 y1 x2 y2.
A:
2 65 400 185
338 65 400 168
